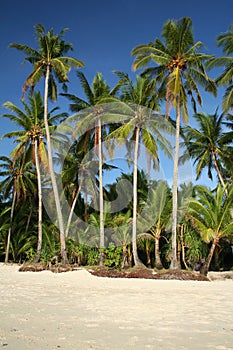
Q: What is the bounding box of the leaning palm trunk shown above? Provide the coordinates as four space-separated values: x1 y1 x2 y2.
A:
170 98 180 270
33 138 43 263
65 177 83 238
98 119 105 266
200 238 219 276
132 126 143 266
44 66 68 264
25 207 33 234
212 151 228 196
5 190 16 263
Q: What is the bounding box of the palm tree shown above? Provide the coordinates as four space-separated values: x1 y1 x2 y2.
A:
0 155 36 262
207 24 233 112
5 203 38 262
2 92 66 261
176 182 196 269
61 72 122 265
188 184 233 276
61 146 103 238
221 114 233 182
107 75 172 266
61 150 85 237
10 24 84 263
132 17 217 269
138 181 172 270
112 210 132 268
137 236 154 267
182 111 233 191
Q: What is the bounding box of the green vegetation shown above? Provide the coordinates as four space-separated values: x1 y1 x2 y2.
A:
0 18 233 276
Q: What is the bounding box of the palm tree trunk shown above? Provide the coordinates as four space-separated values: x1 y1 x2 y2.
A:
146 246 151 267
122 245 129 269
170 98 180 270
177 239 182 268
5 191 16 263
25 206 33 234
98 119 105 266
65 177 83 238
128 246 133 267
83 178 88 222
34 139 43 263
212 151 228 195
132 126 143 266
213 246 222 271
44 65 68 264
200 238 218 276
180 224 189 270
154 230 163 270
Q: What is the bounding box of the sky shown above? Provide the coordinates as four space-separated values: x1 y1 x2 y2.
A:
0 0 232 188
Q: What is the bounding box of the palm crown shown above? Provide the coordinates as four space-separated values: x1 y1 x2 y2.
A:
132 17 216 122
207 24 233 112
10 24 84 101
183 111 232 181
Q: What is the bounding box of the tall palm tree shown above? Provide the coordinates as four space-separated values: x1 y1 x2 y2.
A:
2 92 66 261
220 114 233 182
221 113 233 182
132 17 216 269
107 75 172 266
61 72 122 265
182 111 233 191
0 155 36 262
188 184 233 275
207 24 233 112
10 24 84 263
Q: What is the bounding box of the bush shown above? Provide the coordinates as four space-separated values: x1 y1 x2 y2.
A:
103 243 123 269
87 247 99 266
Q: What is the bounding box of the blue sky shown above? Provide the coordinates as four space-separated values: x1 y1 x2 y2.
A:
0 0 232 187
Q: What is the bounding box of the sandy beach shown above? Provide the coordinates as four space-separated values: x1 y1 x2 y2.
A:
0 264 232 350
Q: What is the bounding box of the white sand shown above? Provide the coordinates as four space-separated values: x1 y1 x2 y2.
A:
0 264 232 350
